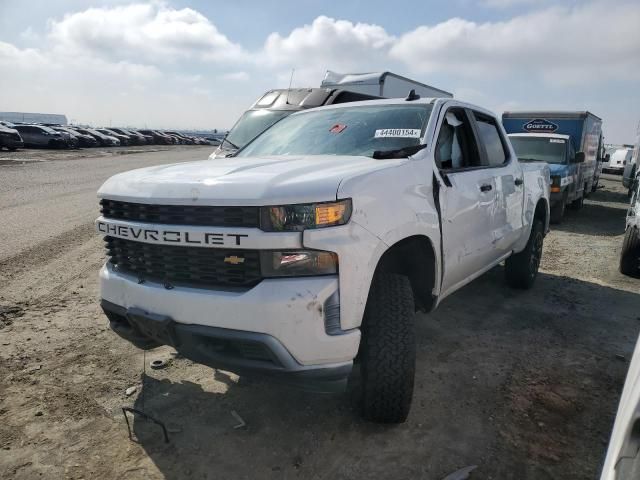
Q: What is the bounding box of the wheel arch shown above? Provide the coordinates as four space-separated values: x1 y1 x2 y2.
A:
374 235 438 312
534 197 549 233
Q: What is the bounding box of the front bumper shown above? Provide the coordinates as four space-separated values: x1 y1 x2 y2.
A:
0 137 23 149
100 263 360 388
102 300 352 392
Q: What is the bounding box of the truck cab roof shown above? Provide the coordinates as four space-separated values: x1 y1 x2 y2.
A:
508 133 571 140
251 88 380 112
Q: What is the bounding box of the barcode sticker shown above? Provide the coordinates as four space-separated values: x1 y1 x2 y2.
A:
374 129 421 138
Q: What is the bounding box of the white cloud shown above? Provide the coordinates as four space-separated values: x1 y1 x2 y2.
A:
261 16 395 86
481 0 534 8
390 2 640 85
222 71 250 81
48 3 246 63
1 2 638 141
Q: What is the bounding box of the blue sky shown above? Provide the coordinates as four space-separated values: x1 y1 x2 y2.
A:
0 0 638 143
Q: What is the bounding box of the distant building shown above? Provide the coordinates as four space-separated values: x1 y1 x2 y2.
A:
0 112 68 125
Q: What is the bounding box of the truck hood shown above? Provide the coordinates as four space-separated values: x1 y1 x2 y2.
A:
547 163 569 176
98 155 405 205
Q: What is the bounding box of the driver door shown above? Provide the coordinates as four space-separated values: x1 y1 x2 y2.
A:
433 106 501 297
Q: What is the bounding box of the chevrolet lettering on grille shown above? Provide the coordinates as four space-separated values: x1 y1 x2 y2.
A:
96 220 248 246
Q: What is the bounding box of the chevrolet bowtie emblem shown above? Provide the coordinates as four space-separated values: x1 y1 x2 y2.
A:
224 255 245 265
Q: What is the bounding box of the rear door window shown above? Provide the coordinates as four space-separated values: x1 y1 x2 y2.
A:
473 113 507 167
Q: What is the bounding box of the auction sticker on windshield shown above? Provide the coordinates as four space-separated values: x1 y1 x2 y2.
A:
375 129 421 138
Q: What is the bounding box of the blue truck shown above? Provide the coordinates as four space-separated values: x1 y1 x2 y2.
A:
502 111 603 223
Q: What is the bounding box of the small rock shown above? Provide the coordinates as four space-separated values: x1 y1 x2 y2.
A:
35 411 43 417
125 386 137 396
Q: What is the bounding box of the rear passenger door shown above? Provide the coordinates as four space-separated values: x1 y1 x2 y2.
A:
433 106 501 296
471 111 525 255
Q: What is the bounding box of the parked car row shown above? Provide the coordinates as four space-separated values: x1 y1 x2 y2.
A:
0 120 211 150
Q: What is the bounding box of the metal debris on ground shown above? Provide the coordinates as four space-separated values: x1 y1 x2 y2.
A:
231 410 246 429
442 465 478 480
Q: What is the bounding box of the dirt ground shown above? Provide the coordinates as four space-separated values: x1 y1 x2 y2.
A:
0 148 638 480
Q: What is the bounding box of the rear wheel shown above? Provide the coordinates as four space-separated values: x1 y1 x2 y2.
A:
620 227 640 277
505 219 544 289
360 273 415 423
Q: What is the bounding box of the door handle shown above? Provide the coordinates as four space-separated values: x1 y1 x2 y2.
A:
515 177 524 186
479 184 492 192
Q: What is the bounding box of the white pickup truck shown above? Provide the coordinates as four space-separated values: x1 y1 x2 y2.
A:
96 97 550 423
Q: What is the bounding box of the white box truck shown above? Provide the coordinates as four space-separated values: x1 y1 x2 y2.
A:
321 71 453 99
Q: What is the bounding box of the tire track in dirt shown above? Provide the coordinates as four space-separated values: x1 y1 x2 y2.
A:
0 222 95 283
0 222 103 307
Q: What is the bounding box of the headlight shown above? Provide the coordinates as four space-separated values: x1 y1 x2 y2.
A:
260 250 338 277
260 199 352 232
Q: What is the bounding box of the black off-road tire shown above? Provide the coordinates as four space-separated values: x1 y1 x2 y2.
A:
505 219 544 289
571 186 586 209
550 198 565 224
620 227 640 277
360 273 415 423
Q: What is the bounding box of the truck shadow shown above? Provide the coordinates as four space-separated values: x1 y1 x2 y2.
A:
126 268 640 480
554 202 627 236
552 182 629 237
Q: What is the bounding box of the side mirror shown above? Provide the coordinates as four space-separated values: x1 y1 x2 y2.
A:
574 151 585 163
604 154 610 162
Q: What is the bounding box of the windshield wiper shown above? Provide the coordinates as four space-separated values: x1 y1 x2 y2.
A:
517 157 540 162
373 143 427 160
222 138 239 150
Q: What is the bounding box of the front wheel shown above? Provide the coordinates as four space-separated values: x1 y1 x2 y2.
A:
620 227 640 277
505 219 544 289
550 197 565 224
360 273 415 423
571 187 586 209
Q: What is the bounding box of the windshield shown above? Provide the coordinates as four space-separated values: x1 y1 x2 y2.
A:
611 149 632 162
509 136 567 164
237 105 433 158
223 110 291 151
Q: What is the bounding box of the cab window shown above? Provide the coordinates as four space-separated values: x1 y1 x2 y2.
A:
434 109 481 170
473 113 507 167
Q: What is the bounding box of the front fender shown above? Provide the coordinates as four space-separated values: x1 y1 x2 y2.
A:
303 221 388 331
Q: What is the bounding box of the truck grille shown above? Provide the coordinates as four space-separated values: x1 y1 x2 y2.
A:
105 237 262 289
100 199 259 228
